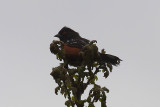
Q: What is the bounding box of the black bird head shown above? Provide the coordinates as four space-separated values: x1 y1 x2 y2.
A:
54 27 81 42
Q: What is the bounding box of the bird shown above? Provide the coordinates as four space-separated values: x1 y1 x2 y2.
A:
53 26 122 68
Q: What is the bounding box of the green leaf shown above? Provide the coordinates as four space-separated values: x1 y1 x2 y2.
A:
90 79 95 84
104 71 109 78
60 86 65 95
72 96 75 101
87 96 91 102
90 75 98 84
102 69 105 73
89 103 95 107
65 100 71 107
55 86 60 95
102 87 109 93
99 98 102 102
73 75 78 80
65 80 71 87
56 54 59 60
94 75 98 81
107 63 113 72
64 92 67 98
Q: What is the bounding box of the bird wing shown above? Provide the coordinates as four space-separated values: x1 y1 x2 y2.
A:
66 38 90 49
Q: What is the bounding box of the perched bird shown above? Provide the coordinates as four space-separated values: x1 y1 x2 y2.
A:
53 27 121 67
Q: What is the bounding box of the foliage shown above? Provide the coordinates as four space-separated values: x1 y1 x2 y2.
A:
50 40 113 107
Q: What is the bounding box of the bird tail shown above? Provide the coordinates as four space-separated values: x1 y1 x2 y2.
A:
100 53 122 66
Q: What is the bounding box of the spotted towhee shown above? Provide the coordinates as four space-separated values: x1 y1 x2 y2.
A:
53 27 121 67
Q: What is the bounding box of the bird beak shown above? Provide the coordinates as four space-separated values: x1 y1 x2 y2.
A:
54 34 61 38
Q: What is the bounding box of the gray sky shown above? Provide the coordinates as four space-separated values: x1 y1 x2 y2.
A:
0 0 160 107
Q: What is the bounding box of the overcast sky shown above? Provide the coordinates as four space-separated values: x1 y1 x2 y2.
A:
0 0 160 107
